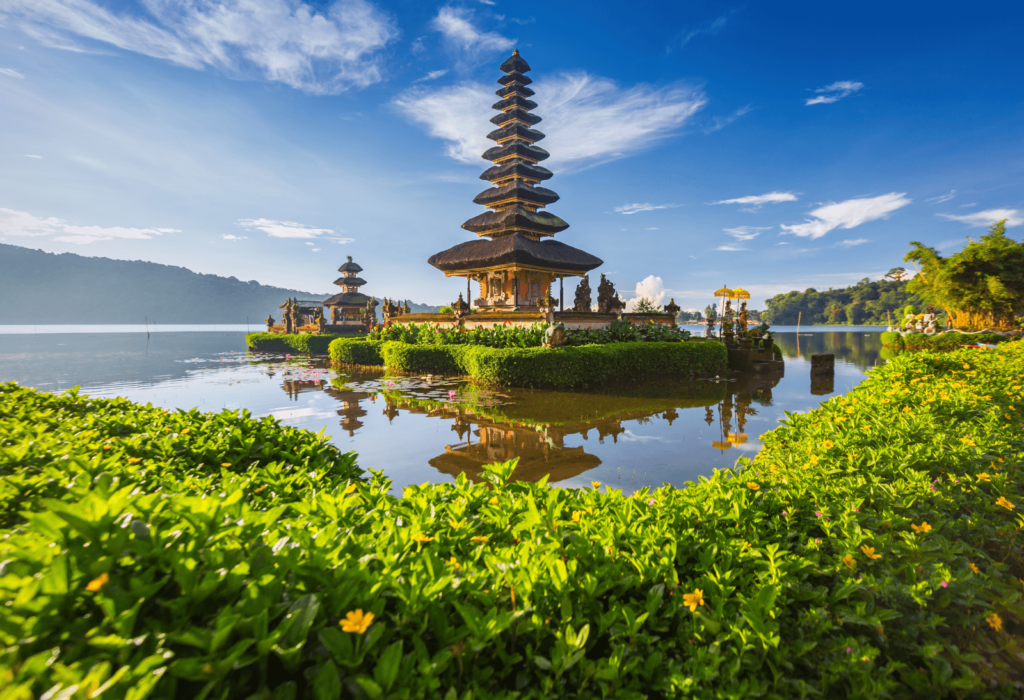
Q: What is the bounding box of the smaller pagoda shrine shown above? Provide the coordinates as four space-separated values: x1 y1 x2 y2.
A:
323 256 377 332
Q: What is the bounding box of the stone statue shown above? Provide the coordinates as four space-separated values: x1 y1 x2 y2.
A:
542 322 566 348
597 274 625 315
265 314 275 332
573 275 592 312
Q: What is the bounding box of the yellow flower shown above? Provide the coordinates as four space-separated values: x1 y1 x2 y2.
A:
448 556 461 570
977 473 991 482
996 496 1015 510
571 510 582 523
911 522 932 534
591 481 601 490
822 440 834 450
85 573 109 592
842 554 856 569
987 613 1003 632
747 482 760 491
969 562 980 574
449 519 463 530
344 483 358 495
127 457 141 464
489 496 499 506
412 534 434 543
340 609 374 634
861 546 881 560
682 588 704 612
470 536 489 543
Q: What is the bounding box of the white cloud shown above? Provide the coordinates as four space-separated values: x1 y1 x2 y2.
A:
24 154 42 158
723 225 770 241
938 208 1022 228
837 238 868 247
614 203 681 215
806 80 863 106
222 234 246 241
430 6 513 60
927 190 956 204
0 0 398 95
717 244 745 251
414 68 449 82
625 275 668 311
0 207 175 244
238 218 340 239
711 191 797 207
0 68 25 78
392 73 706 171
780 193 911 239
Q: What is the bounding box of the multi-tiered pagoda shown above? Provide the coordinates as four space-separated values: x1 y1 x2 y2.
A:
428 50 602 311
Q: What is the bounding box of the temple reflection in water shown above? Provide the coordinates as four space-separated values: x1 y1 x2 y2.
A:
277 367 782 484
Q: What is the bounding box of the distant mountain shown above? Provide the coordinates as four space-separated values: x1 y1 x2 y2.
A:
0 243 438 324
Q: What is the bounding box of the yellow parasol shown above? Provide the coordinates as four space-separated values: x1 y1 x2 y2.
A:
732 287 750 300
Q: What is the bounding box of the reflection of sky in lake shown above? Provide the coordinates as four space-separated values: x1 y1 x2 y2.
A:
0 329 886 494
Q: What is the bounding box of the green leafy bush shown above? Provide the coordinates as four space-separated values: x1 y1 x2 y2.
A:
328 339 385 366
246 333 348 355
3 343 1024 697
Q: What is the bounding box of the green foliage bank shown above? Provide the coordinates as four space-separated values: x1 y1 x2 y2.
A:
329 339 727 390
3 342 1024 697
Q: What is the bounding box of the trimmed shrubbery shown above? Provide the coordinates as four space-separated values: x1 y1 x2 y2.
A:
328 339 728 389
880 331 1012 350
246 333 355 355
3 343 1024 697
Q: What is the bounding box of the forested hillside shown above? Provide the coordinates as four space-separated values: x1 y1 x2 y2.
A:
762 272 929 325
0 244 437 324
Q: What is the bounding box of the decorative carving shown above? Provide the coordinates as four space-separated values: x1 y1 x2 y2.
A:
573 275 591 312
597 274 625 315
542 322 566 348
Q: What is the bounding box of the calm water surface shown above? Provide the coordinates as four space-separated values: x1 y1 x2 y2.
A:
0 326 887 493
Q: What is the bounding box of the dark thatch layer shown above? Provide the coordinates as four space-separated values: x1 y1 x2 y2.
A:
473 182 559 208
482 142 550 163
492 95 537 112
479 161 553 182
495 84 535 98
332 276 367 287
487 124 545 143
323 292 376 307
490 109 541 127
429 234 601 274
500 52 531 74
498 72 531 86
462 206 568 236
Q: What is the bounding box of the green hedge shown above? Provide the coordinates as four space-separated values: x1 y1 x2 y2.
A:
328 338 385 366
881 331 1013 350
246 333 351 355
3 344 1024 697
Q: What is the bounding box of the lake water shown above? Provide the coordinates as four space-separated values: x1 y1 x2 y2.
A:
0 326 887 494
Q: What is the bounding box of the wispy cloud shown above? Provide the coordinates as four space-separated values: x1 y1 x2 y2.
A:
938 208 1023 227
237 218 353 241
0 0 398 95
430 6 513 61
614 203 682 215
780 193 911 239
836 238 869 247
710 191 798 209
806 80 863 106
0 68 25 78
0 207 176 244
414 68 449 82
704 104 752 134
927 189 956 204
393 74 706 171
723 225 771 241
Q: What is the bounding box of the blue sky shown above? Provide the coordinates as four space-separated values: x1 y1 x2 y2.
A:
1 0 1022 311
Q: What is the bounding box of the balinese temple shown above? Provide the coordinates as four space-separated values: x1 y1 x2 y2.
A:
428 50 602 311
323 256 377 327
